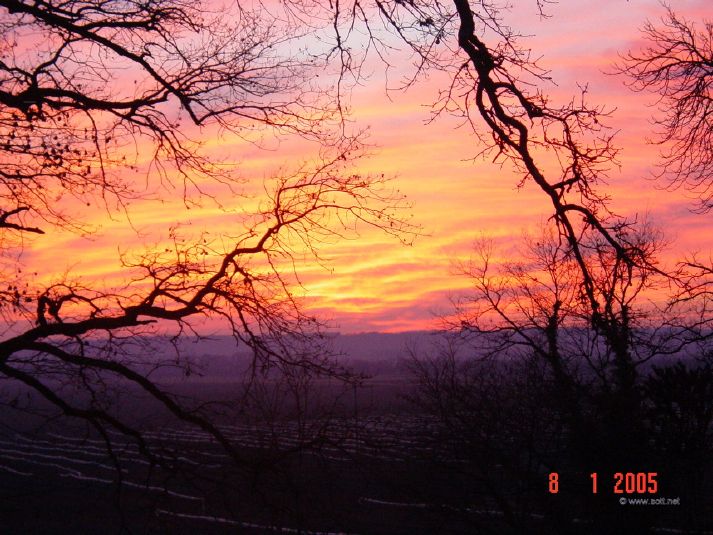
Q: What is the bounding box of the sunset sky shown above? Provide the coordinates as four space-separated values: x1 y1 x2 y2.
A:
22 0 712 333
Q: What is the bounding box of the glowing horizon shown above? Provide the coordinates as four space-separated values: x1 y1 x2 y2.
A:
20 0 713 334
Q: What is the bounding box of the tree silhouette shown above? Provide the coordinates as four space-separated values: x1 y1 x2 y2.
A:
300 0 650 323
0 0 342 231
301 1 712 529
618 6 713 211
328 1 713 529
408 227 713 532
2 0 712 530
0 0 411 498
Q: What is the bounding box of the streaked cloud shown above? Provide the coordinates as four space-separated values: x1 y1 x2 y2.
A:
21 0 713 333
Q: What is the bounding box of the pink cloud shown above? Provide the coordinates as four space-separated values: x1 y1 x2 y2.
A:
21 0 713 333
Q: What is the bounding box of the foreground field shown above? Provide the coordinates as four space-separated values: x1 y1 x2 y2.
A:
1 366 711 534
0 411 493 534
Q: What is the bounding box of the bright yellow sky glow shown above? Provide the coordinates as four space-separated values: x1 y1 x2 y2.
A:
22 0 713 333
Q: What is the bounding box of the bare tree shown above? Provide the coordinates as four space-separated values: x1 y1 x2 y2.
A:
618 5 713 211
0 0 345 229
290 0 652 334
408 226 713 532
0 0 413 519
408 337 563 531
5 0 710 530
281 0 713 530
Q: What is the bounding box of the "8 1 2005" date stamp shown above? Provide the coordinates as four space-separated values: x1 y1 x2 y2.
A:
548 472 659 494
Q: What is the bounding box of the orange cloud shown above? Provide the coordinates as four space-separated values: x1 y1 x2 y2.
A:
18 0 713 333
